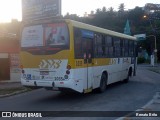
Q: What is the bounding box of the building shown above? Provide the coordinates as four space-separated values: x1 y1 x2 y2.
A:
144 3 160 14
0 33 20 81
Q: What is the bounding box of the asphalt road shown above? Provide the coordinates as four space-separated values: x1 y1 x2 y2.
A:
0 66 160 120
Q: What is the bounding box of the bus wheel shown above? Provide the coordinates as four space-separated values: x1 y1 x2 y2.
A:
123 68 132 83
98 73 107 93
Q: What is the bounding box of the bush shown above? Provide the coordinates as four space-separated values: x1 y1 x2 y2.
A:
138 57 145 64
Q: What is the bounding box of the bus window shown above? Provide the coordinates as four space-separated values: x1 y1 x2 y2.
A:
105 36 113 57
21 25 44 47
74 28 82 59
105 36 112 46
101 35 106 56
21 22 69 55
74 28 94 59
113 37 121 57
45 23 69 46
129 41 134 57
108 47 114 57
124 40 129 57
120 39 125 57
94 34 103 57
134 41 138 57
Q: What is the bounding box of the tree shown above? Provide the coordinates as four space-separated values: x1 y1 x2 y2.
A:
90 11 94 15
96 8 101 14
102 6 107 13
108 7 114 14
118 3 125 17
107 7 116 18
118 3 125 12
64 13 80 21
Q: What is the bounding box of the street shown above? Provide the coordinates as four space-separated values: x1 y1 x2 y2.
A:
0 66 160 119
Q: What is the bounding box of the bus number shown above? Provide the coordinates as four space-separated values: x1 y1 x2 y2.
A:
109 58 116 65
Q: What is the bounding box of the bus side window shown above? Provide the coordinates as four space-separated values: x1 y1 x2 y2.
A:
74 28 82 59
129 41 134 57
82 39 87 54
101 35 105 57
120 39 125 57
134 41 138 57
105 36 113 58
124 39 129 57
113 37 121 57
94 33 103 57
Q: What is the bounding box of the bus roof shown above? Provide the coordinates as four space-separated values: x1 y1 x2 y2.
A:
22 18 136 41
65 19 137 41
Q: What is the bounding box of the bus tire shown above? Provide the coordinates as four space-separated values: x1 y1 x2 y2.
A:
98 73 107 93
123 68 132 83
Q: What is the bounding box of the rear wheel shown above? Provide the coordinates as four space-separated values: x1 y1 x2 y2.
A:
123 68 132 83
98 73 107 93
123 73 129 83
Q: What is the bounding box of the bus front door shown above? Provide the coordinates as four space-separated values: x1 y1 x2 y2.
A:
82 38 93 93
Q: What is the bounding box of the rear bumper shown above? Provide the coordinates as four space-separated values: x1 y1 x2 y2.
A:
21 78 71 87
21 78 83 93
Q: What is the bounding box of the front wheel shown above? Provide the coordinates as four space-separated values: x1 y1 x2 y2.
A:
98 73 107 93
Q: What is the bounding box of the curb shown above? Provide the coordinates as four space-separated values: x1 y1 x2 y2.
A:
0 81 20 83
0 88 30 98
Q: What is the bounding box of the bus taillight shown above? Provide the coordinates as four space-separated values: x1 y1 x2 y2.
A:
66 65 71 75
66 70 70 75
20 65 24 69
67 65 71 70
65 65 71 79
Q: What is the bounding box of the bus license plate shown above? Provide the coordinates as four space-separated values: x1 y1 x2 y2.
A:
40 71 49 75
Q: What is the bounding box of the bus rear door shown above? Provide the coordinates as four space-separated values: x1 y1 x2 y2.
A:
82 38 93 93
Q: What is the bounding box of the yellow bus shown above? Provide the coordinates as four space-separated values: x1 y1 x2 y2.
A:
20 19 137 93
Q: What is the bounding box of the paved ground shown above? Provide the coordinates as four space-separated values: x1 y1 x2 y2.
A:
117 64 160 120
0 64 160 120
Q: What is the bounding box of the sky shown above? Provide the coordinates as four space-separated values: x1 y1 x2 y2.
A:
0 0 159 23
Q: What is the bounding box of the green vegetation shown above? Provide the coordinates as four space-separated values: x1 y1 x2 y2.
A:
148 67 160 74
64 4 160 61
138 57 146 64
0 3 160 61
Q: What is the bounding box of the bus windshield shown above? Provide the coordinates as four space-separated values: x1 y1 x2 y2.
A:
21 23 69 53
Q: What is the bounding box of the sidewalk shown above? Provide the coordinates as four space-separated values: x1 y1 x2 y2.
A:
0 80 28 98
117 92 160 120
0 81 22 89
138 63 160 67
117 64 160 120
138 63 160 74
